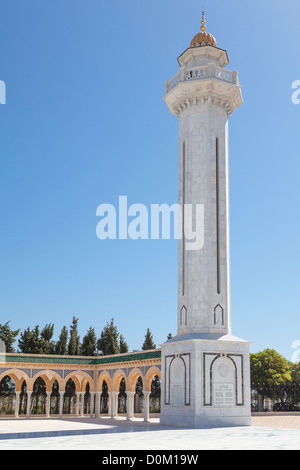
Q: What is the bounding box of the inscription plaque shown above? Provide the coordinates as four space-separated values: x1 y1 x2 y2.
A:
171 384 184 407
214 383 234 407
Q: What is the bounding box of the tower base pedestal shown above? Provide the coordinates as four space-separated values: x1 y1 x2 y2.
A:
160 333 252 428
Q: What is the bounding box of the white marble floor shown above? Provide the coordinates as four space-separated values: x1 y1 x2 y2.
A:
0 417 299 450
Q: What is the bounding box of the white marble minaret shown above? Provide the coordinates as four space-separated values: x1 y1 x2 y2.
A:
160 15 252 427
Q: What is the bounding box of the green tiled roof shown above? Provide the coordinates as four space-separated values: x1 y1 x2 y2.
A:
0 349 161 367
3 355 95 365
94 350 161 365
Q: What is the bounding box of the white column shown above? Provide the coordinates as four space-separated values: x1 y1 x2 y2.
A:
75 392 80 416
115 392 119 418
46 392 51 418
26 391 32 419
90 392 95 418
126 392 135 420
95 392 101 418
110 392 118 419
143 391 151 422
126 393 130 420
59 392 64 418
80 392 85 417
15 392 21 418
134 393 140 414
107 392 111 417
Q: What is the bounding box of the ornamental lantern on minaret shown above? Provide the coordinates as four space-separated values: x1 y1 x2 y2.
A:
160 14 252 428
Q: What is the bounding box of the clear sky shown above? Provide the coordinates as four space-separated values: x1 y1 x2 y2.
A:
0 0 299 359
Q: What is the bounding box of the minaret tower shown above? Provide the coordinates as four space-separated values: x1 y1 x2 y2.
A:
160 14 251 427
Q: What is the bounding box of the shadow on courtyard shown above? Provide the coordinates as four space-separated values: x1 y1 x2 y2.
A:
0 417 217 441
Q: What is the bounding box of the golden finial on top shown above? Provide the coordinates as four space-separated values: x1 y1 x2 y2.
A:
190 9 217 48
201 11 206 32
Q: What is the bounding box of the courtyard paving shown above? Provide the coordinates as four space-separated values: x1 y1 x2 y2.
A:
0 416 299 450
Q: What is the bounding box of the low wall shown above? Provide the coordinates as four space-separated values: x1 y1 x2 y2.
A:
252 412 300 416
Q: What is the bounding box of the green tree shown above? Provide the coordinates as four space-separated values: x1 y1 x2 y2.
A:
40 324 55 354
290 362 300 384
55 326 68 355
285 361 300 406
142 328 156 350
97 318 120 356
82 326 97 356
151 375 161 400
68 317 81 356
18 326 43 354
119 334 129 354
0 322 20 353
250 349 292 408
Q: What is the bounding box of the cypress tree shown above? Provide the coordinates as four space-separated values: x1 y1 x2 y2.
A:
119 334 129 354
55 326 68 355
97 318 120 356
68 317 81 356
41 324 55 354
142 328 156 350
82 326 97 356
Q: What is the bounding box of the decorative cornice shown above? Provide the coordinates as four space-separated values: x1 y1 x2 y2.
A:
4 361 96 370
174 94 233 117
97 358 161 371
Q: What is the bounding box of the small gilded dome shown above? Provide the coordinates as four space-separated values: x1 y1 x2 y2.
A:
190 12 217 48
190 31 217 48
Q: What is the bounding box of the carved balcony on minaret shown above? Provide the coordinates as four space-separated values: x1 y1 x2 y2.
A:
166 64 239 94
164 46 243 118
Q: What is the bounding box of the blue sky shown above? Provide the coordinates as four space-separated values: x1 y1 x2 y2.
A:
0 0 299 359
